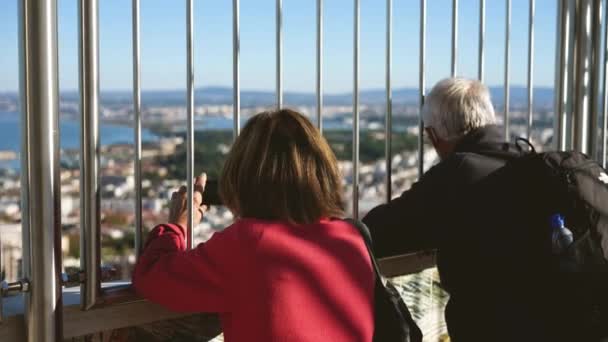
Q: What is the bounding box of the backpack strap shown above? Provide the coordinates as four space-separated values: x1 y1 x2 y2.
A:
515 137 536 153
344 218 385 282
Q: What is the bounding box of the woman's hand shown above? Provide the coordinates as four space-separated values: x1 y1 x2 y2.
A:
169 173 208 229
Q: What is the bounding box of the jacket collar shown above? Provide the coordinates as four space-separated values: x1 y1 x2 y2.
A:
453 125 512 154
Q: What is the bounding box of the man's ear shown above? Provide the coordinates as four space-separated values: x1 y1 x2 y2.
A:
425 127 439 147
425 127 451 160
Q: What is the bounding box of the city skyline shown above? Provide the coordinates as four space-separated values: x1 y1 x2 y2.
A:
0 0 558 93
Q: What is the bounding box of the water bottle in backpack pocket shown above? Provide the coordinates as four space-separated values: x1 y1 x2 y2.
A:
550 214 573 255
549 213 579 273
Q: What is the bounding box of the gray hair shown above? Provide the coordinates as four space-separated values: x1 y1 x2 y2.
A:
422 78 496 141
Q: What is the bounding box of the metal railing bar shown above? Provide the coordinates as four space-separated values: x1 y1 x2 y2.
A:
603 0 608 167
564 0 576 152
451 0 458 77
526 0 535 140
553 1 567 151
276 0 283 109
19 0 63 339
78 0 101 312
132 0 143 259
418 0 426 179
18 4 31 297
317 0 323 132
554 0 570 151
479 0 485 82
386 0 393 202
590 0 603 159
573 0 595 155
233 0 240 138
504 0 511 141
186 0 195 248
353 0 360 218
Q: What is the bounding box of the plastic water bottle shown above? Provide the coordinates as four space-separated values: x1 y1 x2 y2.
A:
550 214 574 255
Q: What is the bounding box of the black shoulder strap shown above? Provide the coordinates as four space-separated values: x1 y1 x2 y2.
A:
344 218 384 281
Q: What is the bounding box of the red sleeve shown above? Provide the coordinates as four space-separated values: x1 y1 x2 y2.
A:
132 223 232 313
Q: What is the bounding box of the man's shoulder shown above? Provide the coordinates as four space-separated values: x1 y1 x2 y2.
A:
422 152 470 179
443 151 510 184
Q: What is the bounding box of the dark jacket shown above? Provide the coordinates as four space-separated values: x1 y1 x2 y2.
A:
363 125 516 257
362 125 521 341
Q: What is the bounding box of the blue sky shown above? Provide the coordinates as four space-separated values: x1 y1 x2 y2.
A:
0 0 556 93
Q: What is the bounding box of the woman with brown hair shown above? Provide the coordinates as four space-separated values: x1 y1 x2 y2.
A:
133 109 374 342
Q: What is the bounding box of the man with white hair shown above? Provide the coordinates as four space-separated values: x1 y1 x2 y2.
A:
363 77 520 340
422 77 498 159
363 77 512 255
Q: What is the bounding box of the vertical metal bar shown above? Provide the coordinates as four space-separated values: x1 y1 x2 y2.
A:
276 0 283 109
554 0 574 151
19 0 62 339
572 0 591 153
590 0 603 159
478 0 485 82
602 0 608 167
526 0 535 139
353 0 360 219
419 0 426 179
78 0 101 311
504 0 511 140
554 0 565 151
233 0 240 137
317 0 323 132
385 0 392 202
132 0 143 258
573 0 595 154
451 0 458 77
186 0 194 248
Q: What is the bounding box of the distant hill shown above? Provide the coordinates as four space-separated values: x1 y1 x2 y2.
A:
3 85 555 109
140 86 554 108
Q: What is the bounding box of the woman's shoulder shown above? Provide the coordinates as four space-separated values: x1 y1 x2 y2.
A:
220 217 358 241
219 218 267 242
235 217 350 229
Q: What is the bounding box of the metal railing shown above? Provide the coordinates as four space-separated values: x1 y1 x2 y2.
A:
132 0 143 262
2 0 608 341
603 0 608 168
478 0 485 82
451 0 458 77
527 0 535 140
316 0 323 132
554 0 606 160
79 0 101 311
385 0 393 202
353 0 360 218
277 0 283 109
418 0 426 177
504 0 511 140
14 1 63 340
233 0 241 137
186 0 195 249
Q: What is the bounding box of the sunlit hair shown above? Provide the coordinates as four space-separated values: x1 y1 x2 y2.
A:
220 109 344 224
423 77 496 141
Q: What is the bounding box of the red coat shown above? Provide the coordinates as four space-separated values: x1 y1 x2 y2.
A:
133 218 375 342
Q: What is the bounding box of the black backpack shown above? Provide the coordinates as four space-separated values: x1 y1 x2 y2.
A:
345 219 423 342
438 142 608 341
